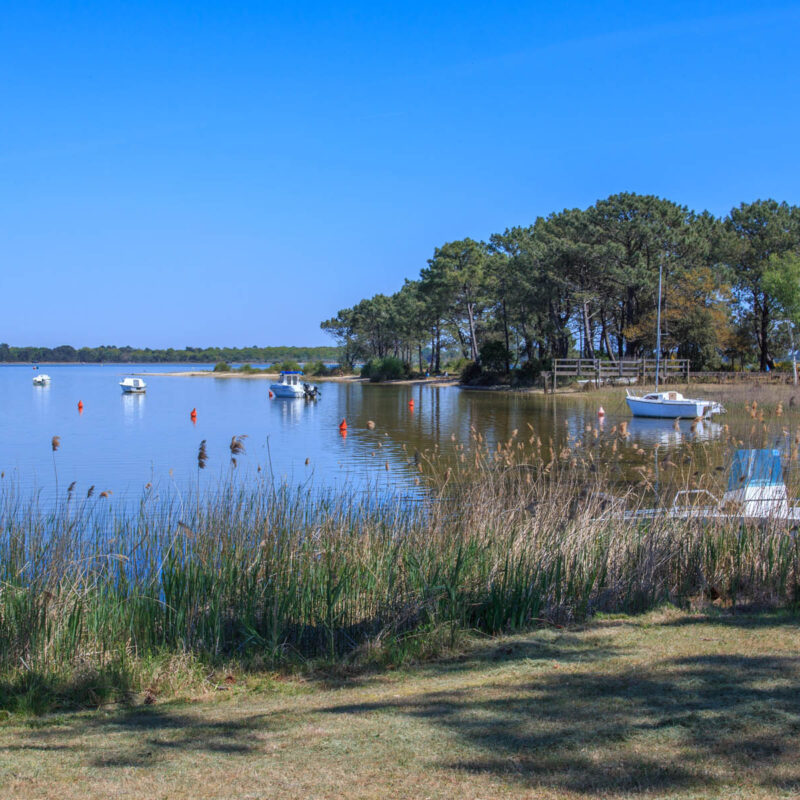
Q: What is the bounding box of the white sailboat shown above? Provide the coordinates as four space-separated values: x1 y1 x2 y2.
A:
625 260 723 419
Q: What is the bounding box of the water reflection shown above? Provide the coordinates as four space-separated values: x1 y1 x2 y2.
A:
32 382 51 416
627 418 723 446
121 393 145 424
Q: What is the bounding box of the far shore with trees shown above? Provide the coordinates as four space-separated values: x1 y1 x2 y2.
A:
321 194 800 385
0 344 339 365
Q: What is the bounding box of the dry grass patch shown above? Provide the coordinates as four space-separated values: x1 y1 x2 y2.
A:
1 608 799 799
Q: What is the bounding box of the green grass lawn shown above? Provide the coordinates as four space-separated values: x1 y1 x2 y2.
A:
2 607 799 799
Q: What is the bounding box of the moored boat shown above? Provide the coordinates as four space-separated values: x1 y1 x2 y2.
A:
602 449 800 523
120 377 147 394
269 371 319 400
625 389 724 419
32 373 51 385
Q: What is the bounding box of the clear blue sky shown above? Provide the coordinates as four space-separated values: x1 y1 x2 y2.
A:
2 1 799 348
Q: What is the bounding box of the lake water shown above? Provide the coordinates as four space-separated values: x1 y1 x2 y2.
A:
0 364 781 508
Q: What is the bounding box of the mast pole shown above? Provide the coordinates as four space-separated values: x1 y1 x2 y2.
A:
655 258 663 392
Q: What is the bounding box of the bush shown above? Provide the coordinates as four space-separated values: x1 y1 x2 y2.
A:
479 340 511 374
459 360 483 384
273 360 302 373
512 359 543 386
306 361 332 377
213 361 232 372
361 356 411 382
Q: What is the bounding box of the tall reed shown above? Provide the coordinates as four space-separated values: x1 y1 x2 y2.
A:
1 426 799 710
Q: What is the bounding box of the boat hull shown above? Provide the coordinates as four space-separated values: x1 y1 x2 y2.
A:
269 383 305 398
626 397 709 418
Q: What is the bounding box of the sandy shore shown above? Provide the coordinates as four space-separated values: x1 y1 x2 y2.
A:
140 370 460 387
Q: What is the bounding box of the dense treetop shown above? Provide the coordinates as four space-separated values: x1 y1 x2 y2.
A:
321 194 800 372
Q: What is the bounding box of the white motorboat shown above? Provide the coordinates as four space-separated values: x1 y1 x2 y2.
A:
120 377 147 394
625 389 724 419
32 373 51 386
604 449 800 523
269 371 319 400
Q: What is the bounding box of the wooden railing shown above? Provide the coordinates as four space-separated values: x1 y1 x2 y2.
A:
551 358 689 390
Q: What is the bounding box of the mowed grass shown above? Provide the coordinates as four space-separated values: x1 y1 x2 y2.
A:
1 607 799 800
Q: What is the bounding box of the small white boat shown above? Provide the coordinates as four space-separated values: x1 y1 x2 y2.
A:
625 389 724 419
32 374 51 386
269 371 319 400
604 449 800 523
120 377 147 394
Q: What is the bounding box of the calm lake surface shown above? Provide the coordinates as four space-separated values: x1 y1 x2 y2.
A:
0 363 784 507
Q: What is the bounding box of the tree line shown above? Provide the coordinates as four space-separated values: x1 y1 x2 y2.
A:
0 344 340 364
321 194 800 374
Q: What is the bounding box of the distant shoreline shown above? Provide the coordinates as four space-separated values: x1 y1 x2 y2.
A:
143 370 460 387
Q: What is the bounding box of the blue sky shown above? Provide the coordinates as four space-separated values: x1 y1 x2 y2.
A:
2 1 799 348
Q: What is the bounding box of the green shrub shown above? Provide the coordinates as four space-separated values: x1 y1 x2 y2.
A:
361 356 410 382
213 361 232 372
478 340 511 374
513 359 543 386
306 361 332 377
459 360 482 384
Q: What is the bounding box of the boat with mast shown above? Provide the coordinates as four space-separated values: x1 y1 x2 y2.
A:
625 259 724 419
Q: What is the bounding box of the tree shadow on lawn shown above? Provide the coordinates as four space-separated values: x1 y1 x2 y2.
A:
0 704 294 769
311 626 625 690
0 627 623 773
319 638 800 795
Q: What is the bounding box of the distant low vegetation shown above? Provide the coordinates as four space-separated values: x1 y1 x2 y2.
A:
0 344 340 364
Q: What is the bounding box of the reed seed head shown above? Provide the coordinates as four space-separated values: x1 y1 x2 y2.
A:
197 440 208 469
229 435 247 456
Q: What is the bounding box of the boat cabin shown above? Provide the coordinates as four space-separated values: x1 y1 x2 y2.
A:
277 371 303 386
120 377 147 392
721 449 789 518
642 391 685 401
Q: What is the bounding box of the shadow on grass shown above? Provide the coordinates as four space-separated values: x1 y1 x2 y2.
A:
318 619 800 795
3 613 799 796
307 624 625 691
0 704 293 769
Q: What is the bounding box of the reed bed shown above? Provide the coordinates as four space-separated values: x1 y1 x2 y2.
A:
2 424 800 712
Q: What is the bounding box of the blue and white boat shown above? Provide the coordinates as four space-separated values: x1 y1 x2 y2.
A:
269 371 319 400
605 449 800 523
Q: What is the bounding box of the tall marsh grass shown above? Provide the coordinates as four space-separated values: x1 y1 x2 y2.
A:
2 423 800 711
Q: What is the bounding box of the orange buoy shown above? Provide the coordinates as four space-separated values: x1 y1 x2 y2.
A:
77 400 84 412
597 406 605 417
339 419 347 431
268 390 274 398
408 399 414 411
190 407 197 422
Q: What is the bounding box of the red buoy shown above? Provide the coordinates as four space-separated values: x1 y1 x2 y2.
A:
339 419 347 431
268 390 274 399
597 406 605 417
77 400 84 412
190 407 197 422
